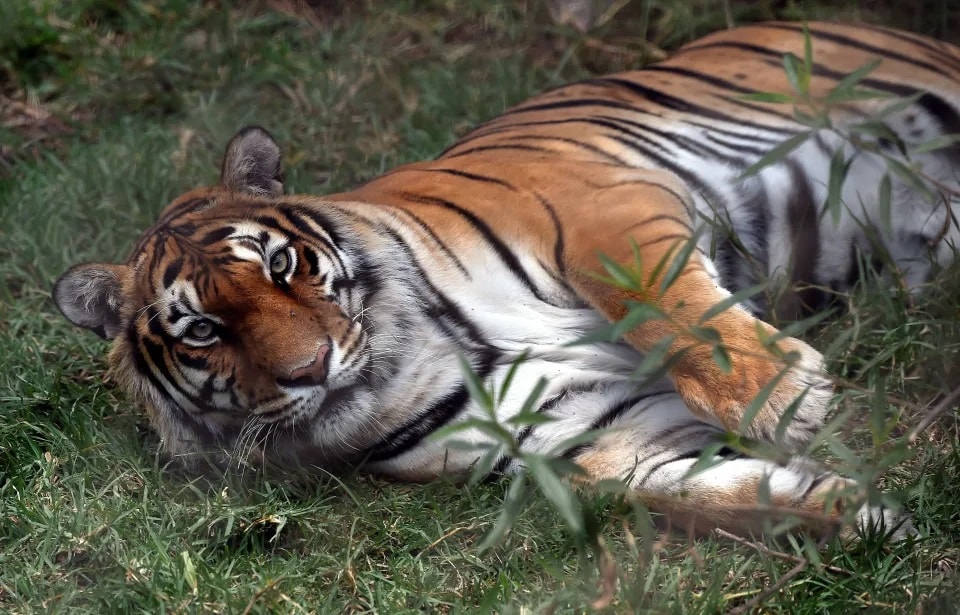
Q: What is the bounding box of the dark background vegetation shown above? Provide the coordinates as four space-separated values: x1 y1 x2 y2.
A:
1 1 959 612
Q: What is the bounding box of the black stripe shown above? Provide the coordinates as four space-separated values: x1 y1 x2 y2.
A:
504 134 632 164
500 96 647 118
384 206 470 277
915 93 960 163
365 377 481 463
621 213 695 235
590 390 674 431
444 143 550 159
445 114 650 155
488 383 602 478
855 23 960 75
420 168 516 190
703 132 769 157
156 198 211 227
395 192 551 304
802 471 831 500
532 385 638 463
377 224 490 347
175 351 208 370
606 134 728 218
593 76 797 124
596 113 756 166
693 40 924 99
281 207 349 279
198 226 235 245
162 258 183 288
167 303 190 325
532 192 567 278
303 247 320 276
285 205 343 247
765 22 951 79
644 65 758 94
129 328 214 441
142 337 215 414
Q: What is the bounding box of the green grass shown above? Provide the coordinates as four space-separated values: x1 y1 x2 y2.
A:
2 0 960 612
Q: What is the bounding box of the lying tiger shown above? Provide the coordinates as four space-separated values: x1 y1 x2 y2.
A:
54 21 959 538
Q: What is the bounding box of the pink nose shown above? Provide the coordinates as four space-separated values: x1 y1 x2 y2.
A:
282 344 330 387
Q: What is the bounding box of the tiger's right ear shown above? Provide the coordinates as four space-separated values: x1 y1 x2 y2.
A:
220 126 284 198
53 263 130 339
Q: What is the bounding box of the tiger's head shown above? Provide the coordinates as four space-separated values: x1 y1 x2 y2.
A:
53 127 379 468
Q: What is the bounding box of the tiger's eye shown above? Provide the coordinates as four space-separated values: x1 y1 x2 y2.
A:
188 320 214 340
270 250 290 275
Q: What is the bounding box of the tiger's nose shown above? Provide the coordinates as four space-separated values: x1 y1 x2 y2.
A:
280 344 330 387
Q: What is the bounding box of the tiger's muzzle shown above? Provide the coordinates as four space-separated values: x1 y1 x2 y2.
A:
277 343 331 388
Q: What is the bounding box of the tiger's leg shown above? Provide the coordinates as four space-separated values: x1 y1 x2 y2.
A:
562 391 909 539
563 171 831 449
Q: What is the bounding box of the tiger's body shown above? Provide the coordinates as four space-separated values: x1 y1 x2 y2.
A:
54 22 960 537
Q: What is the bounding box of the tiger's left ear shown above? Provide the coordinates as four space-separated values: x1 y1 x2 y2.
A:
219 126 284 198
53 263 131 339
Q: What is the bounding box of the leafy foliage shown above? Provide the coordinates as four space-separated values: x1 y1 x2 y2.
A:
1 1 959 613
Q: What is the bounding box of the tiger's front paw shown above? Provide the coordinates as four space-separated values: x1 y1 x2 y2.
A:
676 338 832 451
853 504 917 542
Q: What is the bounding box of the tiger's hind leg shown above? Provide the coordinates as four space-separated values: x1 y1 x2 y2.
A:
565 391 911 540
557 166 832 450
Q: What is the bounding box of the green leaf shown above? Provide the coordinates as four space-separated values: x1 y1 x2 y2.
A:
469 445 505 485
802 23 813 81
871 92 925 121
630 335 682 383
459 354 494 412
679 441 727 481
738 366 788 433
180 550 198 594
877 173 892 235
689 326 721 344
549 428 607 457
479 472 530 552
606 301 667 341
822 87 887 104
548 456 589 479
515 375 549 416
910 133 960 155
506 410 554 427
430 417 514 446
764 309 832 346
596 252 641 290
884 156 935 199
773 388 813 447
822 324 859 360
792 107 831 129
852 120 906 155
825 147 851 226
645 240 678 289
497 349 529 404
698 282 767 324
659 234 700 294
711 344 732 374
738 91 796 104
782 52 804 95
527 455 584 536
740 131 812 178
824 58 882 105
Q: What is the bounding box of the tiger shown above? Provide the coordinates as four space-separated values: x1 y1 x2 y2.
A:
53 21 960 538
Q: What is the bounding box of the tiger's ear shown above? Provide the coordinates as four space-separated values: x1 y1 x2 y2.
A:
219 126 284 198
53 263 130 339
